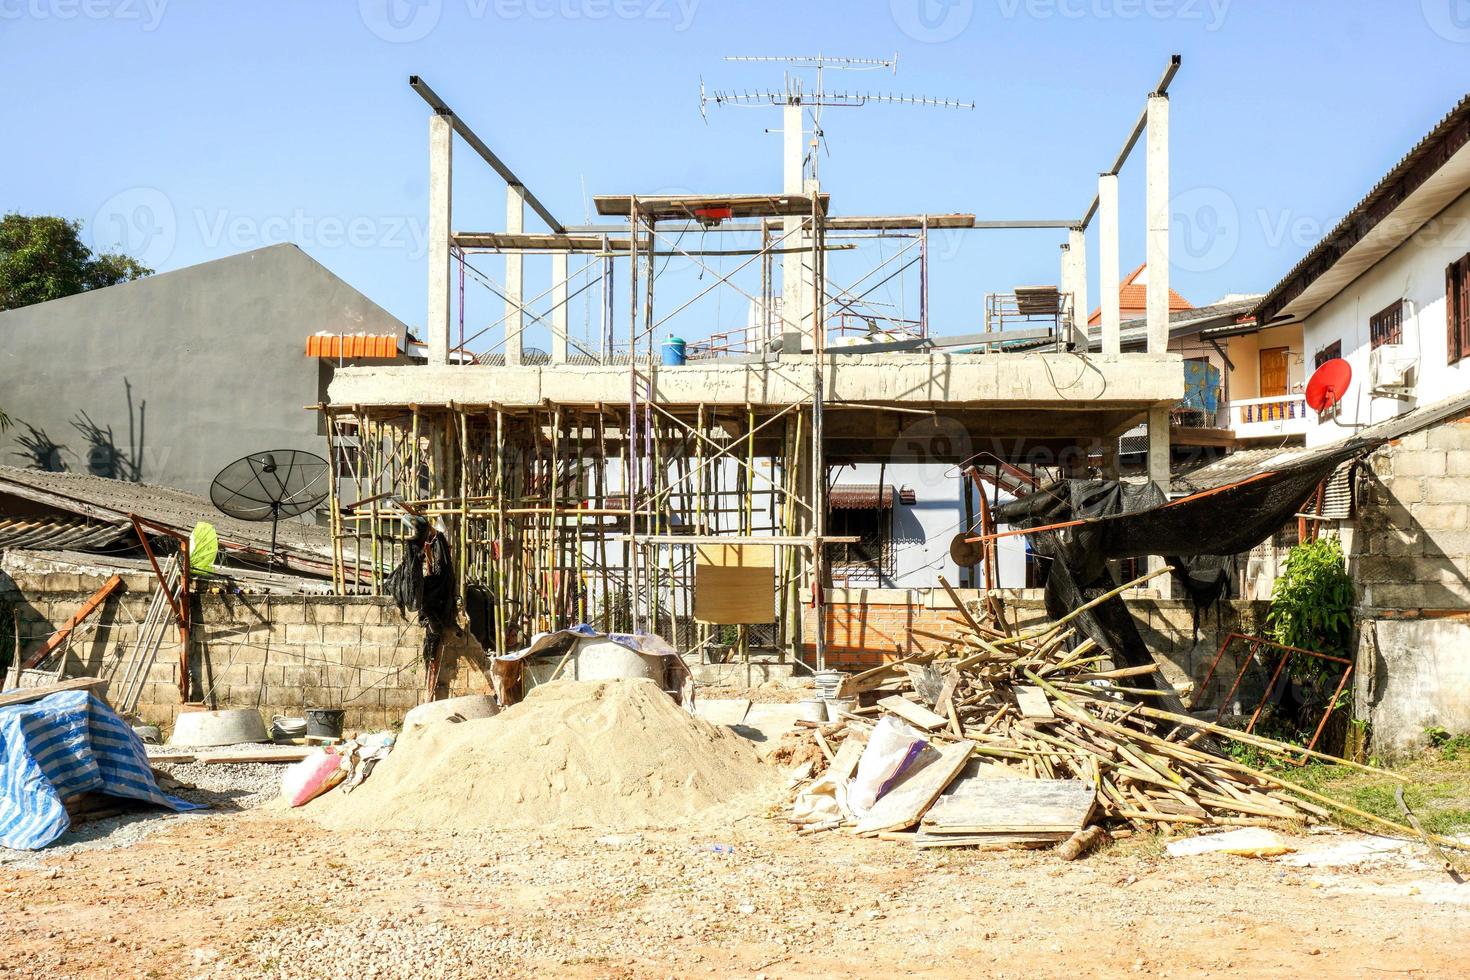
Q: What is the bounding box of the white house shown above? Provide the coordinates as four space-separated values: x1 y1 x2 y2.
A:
1252 95 1470 443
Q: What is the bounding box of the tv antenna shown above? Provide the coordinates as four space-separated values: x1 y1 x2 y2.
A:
210 450 331 570
700 53 973 187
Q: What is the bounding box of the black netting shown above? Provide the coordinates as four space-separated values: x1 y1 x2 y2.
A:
994 443 1372 711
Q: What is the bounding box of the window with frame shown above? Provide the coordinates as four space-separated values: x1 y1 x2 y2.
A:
1314 341 1342 370
1449 254 1470 365
827 505 894 582
1369 300 1403 349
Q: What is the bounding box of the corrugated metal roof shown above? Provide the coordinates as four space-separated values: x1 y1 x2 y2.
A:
0 517 130 552
829 484 916 509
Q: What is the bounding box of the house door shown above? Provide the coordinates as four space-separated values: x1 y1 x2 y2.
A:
1260 347 1290 397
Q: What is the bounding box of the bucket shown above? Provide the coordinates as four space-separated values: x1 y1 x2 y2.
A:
271 715 308 744
661 336 687 366
304 708 345 740
813 669 848 701
825 696 858 722
796 699 828 724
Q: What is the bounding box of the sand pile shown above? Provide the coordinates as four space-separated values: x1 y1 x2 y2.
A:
309 679 775 832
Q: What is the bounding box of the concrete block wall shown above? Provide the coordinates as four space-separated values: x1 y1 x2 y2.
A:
0 568 491 733
1351 411 1470 756
803 586 1269 701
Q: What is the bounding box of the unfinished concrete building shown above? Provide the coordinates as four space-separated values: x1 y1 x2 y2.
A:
322 62 1187 673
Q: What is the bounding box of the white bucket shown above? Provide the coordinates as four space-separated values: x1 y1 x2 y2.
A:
825 697 858 722
813 670 848 700
796 699 828 723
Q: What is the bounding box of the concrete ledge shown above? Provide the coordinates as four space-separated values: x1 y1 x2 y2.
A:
329 352 1183 410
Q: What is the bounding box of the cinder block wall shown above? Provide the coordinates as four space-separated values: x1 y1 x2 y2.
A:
803 586 1270 701
1352 411 1470 756
0 568 491 733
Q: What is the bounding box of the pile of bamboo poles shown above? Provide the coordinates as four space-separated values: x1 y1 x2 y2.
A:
788 569 1465 850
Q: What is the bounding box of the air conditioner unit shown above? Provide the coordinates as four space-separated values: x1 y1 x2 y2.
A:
1370 343 1417 394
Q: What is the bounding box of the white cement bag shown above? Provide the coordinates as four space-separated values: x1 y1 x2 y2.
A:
846 716 927 817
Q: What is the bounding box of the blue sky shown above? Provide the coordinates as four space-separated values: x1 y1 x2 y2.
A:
4 1 1469 353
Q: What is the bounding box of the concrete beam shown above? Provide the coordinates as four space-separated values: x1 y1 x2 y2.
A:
505 185 526 366
1098 174 1121 356
551 251 568 364
1146 95 1170 355
328 352 1184 410
781 103 806 344
426 112 453 365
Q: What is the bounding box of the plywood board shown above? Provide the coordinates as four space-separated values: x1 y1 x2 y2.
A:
854 740 974 835
694 545 775 624
1014 685 1055 719
920 778 1095 835
877 695 947 732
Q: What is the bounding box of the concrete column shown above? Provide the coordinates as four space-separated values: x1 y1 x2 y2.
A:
505 185 526 365
551 251 569 363
426 112 453 365
1069 226 1088 351
1059 242 1074 348
780 102 805 346
1148 403 1172 596
1098 173 1121 355
1146 94 1170 355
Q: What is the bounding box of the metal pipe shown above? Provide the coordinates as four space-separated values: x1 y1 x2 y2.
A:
409 75 565 233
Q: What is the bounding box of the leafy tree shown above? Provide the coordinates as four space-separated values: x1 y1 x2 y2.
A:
1268 534 1356 677
0 213 152 311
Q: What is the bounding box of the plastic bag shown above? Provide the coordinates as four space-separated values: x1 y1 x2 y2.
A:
846 716 927 816
281 747 347 807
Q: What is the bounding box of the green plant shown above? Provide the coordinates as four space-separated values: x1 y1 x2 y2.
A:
1267 534 1356 681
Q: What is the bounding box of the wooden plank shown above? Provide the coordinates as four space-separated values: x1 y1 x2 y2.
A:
854 741 974 835
0 676 109 708
195 748 314 764
22 574 123 668
693 564 775 624
694 544 775 568
827 735 865 785
914 832 1066 849
877 695 947 732
1014 685 1055 720
920 778 1094 835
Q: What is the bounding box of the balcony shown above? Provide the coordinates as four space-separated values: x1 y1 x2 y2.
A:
1230 393 1310 441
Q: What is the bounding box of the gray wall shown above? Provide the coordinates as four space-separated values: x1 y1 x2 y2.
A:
0 244 406 497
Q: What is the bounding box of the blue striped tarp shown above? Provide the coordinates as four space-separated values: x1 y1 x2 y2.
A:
0 690 203 850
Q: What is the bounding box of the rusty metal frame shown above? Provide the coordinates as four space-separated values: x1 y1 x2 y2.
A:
1192 631 1353 760
129 515 193 702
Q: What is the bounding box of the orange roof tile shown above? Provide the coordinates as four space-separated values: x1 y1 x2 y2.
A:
1088 263 1194 327
306 333 400 359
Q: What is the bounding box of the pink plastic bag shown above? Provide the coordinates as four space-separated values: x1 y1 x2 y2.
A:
281 748 346 807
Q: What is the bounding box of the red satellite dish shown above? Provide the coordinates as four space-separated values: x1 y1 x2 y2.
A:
1305 358 1352 413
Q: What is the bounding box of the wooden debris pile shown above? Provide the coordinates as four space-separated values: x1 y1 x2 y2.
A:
786 573 1435 851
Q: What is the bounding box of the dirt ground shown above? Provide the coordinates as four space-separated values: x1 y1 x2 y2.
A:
3 800 1469 979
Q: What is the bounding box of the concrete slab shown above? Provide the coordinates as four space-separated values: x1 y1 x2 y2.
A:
328 352 1183 410
692 698 751 727
732 703 808 754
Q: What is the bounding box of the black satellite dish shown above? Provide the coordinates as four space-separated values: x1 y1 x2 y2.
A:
210 450 331 569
